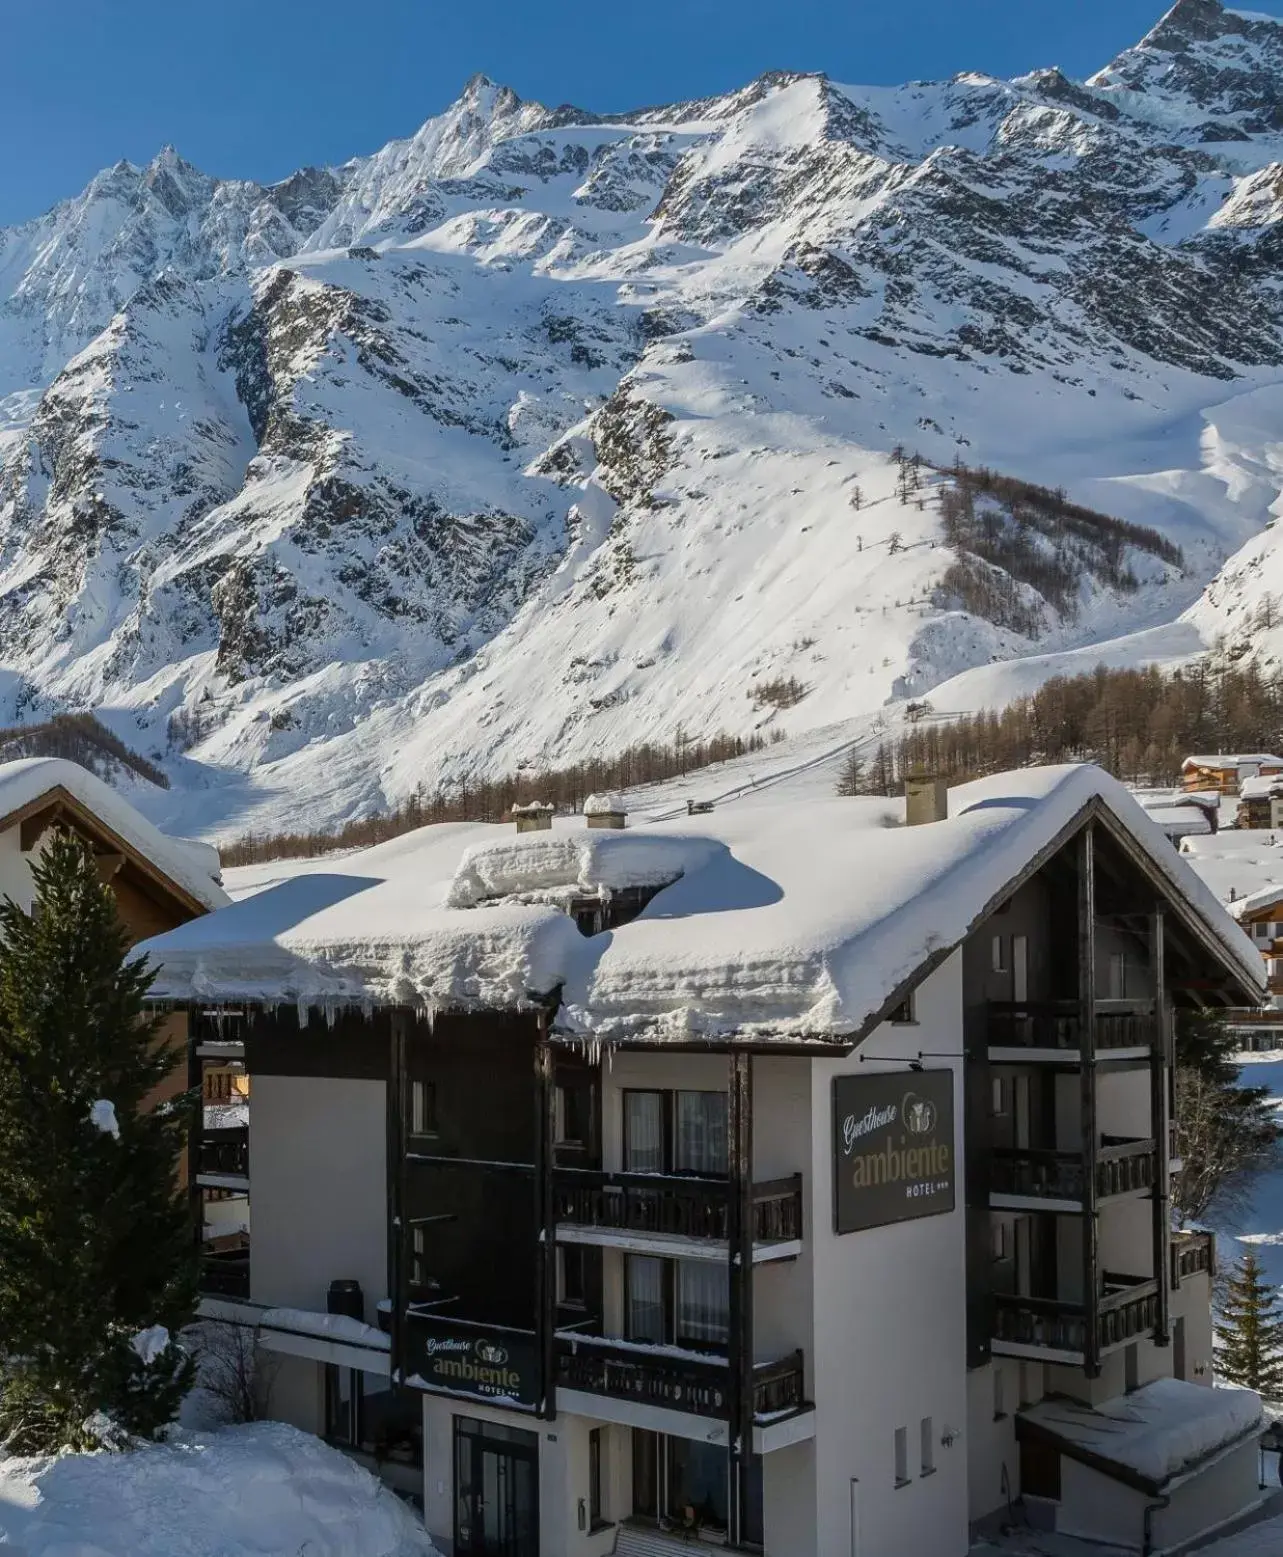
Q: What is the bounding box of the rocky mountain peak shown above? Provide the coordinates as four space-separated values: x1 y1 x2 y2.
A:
1144 0 1235 48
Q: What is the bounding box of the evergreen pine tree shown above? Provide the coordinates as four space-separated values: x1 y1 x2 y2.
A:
0 831 199 1452
835 750 864 797
1215 1251 1283 1398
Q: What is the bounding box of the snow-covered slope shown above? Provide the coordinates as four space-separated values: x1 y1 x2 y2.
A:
14 6 1283 836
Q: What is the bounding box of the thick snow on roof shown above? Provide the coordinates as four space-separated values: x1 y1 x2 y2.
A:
1183 754 1283 771
1182 829 1283 908
1141 804 1213 838
583 792 626 816
1240 773 1283 800
0 758 227 912
1023 1378 1263 1489
140 765 1262 1040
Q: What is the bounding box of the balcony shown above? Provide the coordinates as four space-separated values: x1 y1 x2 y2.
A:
988 1000 1158 1060
1172 1230 1214 1285
553 1169 803 1260
990 1138 1157 1208
993 1273 1159 1361
198 1124 249 1187
554 1334 807 1425
200 1248 250 1299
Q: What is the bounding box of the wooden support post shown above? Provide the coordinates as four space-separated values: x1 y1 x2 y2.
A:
387 1009 410 1387
534 1019 558 1420
186 1007 203 1260
1078 825 1101 1378
1151 910 1171 1344
726 1050 754 1548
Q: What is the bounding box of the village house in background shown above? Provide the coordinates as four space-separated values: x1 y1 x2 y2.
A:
0 759 228 1179
142 765 1266 1557
1133 789 1220 848
1238 773 1283 831
1181 754 1283 797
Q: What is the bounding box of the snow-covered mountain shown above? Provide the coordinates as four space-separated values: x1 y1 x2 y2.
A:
10 2 1283 836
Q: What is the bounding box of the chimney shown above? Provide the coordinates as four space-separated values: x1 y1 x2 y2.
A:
512 801 554 833
904 774 948 827
584 792 627 830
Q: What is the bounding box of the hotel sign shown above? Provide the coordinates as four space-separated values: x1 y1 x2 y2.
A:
403 1317 540 1409
833 1071 955 1234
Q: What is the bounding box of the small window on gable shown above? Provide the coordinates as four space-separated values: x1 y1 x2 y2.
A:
991 1077 1007 1117
991 935 1007 974
991 1222 1011 1263
889 992 916 1025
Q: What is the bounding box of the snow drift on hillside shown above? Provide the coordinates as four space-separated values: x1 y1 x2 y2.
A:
0 1421 438 1557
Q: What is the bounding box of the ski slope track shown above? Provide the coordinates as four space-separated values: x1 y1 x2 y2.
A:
13 4 1283 837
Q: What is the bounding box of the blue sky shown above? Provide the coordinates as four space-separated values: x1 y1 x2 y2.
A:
2 0 1281 227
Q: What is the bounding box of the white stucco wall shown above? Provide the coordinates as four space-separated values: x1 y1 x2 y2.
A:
249 1074 388 1314
807 954 970 1557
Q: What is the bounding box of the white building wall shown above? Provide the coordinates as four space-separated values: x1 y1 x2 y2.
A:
249 1074 387 1314
0 824 36 910
807 953 971 1557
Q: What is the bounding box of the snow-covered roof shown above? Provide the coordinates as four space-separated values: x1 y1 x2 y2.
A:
1021 1378 1263 1491
138 765 1262 1041
1230 878 1283 920
0 758 228 913
583 792 626 816
1183 754 1283 771
1240 774 1283 800
1142 805 1213 838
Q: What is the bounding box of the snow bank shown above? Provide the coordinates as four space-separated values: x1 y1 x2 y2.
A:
1023 1378 1263 1488
0 758 228 911
140 767 1262 1041
0 1421 438 1557
89 1099 119 1138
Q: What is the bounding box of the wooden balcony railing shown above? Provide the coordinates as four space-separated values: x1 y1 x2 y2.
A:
553 1169 802 1245
988 1000 1158 1054
200 1249 250 1299
993 1273 1158 1356
1172 1231 1214 1285
554 1334 806 1422
990 1139 1156 1202
198 1125 249 1179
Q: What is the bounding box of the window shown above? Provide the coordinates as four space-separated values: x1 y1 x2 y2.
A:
626 1256 667 1344
557 1245 587 1310
675 1092 728 1176
589 1428 605 1528
991 1222 1010 1263
889 993 916 1025
624 1092 665 1174
623 1090 728 1177
325 1366 422 1467
920 1417 934 1477
625 1256 728 1350
894 1427 909 1487
991 935 1007 974
991 1077 1007 1117
1110 952 1128 1000
555 1083 591 1150
993 1368 1006 1422
410 1080 437 1136
677 1261 729 1347
1018 1361 1037 1407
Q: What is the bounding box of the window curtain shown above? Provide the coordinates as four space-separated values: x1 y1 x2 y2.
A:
625 1093 664 1173
677 1260 729 1346
627 1256 666 1343
675 1092 728 1176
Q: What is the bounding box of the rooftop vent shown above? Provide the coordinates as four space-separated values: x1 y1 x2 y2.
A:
584 792 627 830
511 801 554 834
905 774 948 827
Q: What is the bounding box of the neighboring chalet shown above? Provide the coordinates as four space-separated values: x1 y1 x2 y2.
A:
0 756 229 1161
1134 790 1220 847
140 767 1265 1557
1228 881 1283 1049
1238 773 1283 831
1181 753 1283 797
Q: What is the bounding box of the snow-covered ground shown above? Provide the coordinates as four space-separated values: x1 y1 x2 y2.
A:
0 1421 438 1557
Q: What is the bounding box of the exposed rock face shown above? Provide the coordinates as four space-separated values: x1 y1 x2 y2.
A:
9 8 1283 829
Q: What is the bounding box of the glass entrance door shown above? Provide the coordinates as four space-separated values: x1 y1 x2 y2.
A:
454 1417 539 1557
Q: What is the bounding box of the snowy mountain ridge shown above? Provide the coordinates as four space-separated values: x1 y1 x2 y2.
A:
8 2 1283 837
